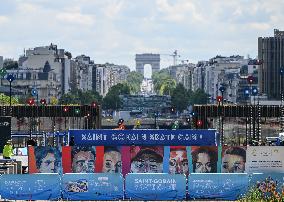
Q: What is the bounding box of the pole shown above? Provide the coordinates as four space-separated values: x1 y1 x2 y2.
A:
221 92 224 145
9 81 11 107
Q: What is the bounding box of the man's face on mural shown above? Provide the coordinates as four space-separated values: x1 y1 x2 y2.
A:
72 151 95 173
222 154 245 173
194 152 212 173
39 152 57 173
103 150 122 173
131 151 163 173
169 149 188 175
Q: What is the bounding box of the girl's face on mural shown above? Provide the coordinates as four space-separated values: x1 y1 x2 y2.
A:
40 152 56 173
169 149 188 175
195 152 212 173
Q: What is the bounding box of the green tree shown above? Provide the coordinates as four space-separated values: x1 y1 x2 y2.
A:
3 59 18 69
102 83 130 110
171 83 190 112
59 89 102 105
126 71 143 94
152 69 171 94
0 93 19 105
189 89 209 105
159 78 176 96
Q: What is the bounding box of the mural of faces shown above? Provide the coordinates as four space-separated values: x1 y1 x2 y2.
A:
169 148 189 175
34 146 61 173
103 147 122 173
222 147 246 173
72 147 96 173
130 146 163 173
191 146 218 173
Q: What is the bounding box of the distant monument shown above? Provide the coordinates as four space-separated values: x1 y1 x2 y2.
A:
135 54 160 77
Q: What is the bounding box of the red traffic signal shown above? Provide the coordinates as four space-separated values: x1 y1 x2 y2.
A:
63 106 69 112
40 99 46 105
216 96 223 103
91 102 97 108
247 75 254 84
27 98 35 106
197 120 203 127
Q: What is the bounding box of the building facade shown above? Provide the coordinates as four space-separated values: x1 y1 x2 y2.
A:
258 29 284 99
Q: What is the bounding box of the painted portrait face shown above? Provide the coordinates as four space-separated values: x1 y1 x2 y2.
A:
194 152 212 173
169 149 188 175
39 152 56 173
72 150 95 173
103 150 122 173
222 154 245 173
131 151 163 173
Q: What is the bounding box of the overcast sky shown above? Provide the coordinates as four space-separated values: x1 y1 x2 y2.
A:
0 0 283 71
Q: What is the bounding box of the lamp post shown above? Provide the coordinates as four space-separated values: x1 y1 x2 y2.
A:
251 86 258 143
6 74 15 108
280 67 284 132
244 87 250 145
154 111 158 129
219 85 226 145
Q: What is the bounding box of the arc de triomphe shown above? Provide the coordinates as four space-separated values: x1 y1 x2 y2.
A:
135 53 160 77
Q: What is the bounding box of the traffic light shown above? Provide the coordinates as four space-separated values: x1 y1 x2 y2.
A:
247 75 254 84
75 108 80 115
40 99 46 105
63 106 69 113
197 120 203 127
170 107 175 114
91 102 97 108
27 98 35 106
216 96 223 103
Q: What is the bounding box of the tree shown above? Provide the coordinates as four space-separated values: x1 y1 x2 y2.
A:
126 71 143 94
59 89 102 105
3 58 18 69
152 69 171 94
102 83 130 110
159 78 176 96
189 89 209 105
0 93 19 105
171 83 190 112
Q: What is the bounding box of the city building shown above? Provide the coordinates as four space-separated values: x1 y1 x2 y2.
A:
0 56 3 69
258 29 284 99
192 61 207 91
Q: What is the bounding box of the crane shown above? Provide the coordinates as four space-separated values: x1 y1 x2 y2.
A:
161 50 181 66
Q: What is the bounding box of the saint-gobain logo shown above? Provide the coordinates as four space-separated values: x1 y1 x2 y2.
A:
0 122 10 126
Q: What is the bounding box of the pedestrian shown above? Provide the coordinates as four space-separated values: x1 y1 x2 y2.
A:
3 140 13 159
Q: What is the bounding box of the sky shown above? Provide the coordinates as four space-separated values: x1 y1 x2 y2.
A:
0 0 284 72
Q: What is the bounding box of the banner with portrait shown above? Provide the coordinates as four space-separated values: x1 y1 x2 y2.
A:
189 146 218 173
221 146 247 173
188 173 248 200
125 173 186 200
129 146 164 173
62 173 124 200
0 174 61 200
28 146 62 174
246 146 284 173
169 146 189 175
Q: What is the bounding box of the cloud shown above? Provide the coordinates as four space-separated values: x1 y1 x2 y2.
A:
0 16 9 24
56 11 95 26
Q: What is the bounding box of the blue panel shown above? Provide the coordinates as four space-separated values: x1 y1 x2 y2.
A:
62 173 123 200
0 174 61 200
188 173 248 200
70 129 217 146
250 173 284 193
125 173 186 200
163 146 170 173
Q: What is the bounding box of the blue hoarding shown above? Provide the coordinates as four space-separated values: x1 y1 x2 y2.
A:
125 173 186 200
188 173 248 200
0 174 61 200
70 129 218 146
62 173 124 200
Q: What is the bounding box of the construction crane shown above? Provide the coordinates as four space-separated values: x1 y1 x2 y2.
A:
161 50 181 66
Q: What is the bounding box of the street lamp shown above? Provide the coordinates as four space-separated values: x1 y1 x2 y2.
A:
6 74 15 108
219 85 226 145
280 67 284 132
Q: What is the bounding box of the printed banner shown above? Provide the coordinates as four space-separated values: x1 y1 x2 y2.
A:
190 146 218 173
0 174 61 200
188 173 248 200
221 146 246 173
249 173 284 194
62 173 124 200
102 146 122 173
130 146 164 173
28 146 62 174
71 146 96 173
70 129 217 146
125 173 186 200
169 146 189 175
246 146 284 173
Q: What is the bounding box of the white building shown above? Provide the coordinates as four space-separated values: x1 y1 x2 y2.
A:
96 63 130 96
0 56 3 69
20 44 71 97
